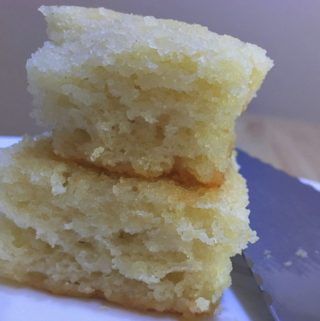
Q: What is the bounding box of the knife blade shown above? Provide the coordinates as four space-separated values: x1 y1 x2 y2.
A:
238 150 320 321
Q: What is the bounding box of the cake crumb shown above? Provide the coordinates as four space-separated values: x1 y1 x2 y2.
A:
264 249 272 259
90 147 105 161
195 297 210 312
295 248 308 258
283 261 292 267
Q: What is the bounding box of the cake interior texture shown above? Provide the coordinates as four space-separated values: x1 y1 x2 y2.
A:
27 6 273 185
0 137 256 314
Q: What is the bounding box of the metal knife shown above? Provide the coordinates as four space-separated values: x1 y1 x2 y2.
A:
238 150 320 321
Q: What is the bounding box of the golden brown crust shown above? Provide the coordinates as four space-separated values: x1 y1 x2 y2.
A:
63 153 227 189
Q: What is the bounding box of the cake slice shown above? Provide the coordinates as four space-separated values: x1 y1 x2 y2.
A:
27 6 273 185
0 137 256 314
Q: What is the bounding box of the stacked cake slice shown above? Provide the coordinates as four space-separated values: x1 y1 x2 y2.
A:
0 6 272 315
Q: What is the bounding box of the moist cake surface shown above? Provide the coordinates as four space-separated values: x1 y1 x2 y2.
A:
27 5 273 185
0 137 256 314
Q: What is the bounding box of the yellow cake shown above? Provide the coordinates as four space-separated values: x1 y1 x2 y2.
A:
0 137 256 314
27 6 273 185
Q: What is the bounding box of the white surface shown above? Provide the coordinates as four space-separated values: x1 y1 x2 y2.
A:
1 136 318 321
0 136 22 148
